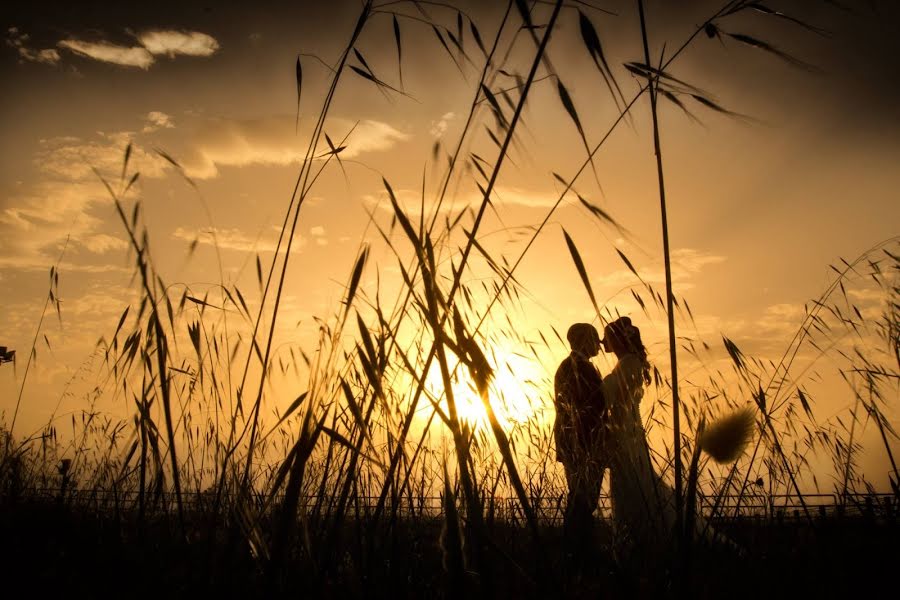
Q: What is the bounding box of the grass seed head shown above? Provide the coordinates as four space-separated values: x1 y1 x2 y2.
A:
699 407 756 464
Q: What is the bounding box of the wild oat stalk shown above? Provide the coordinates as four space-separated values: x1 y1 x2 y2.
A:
94 155 186 532
637 0 684 549
7 242 67 445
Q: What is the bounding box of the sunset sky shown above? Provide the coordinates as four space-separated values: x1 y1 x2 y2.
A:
1 0 898 492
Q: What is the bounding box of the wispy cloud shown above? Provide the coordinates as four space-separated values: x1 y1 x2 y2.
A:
172 226 305 254
47 28 220 69
670 248 727 274
142 111 175 133
0 125 170 272
0 178 135 272
430 111 455 138
716 302 809 356
179 117 408 179
137 30 219 57
0 180 106 271
6 27 60 65
362 186 440 216
58 39 154 69
1 180 106 228
606 247 726 289
81 234 128 254
0 184 131 273
492 186 561 208
363 184 573 217
0 110 402 272
36 132 169 180
310 226 328 246
63 288 136 318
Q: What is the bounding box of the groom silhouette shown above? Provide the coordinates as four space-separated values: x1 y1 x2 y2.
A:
553 322 609 555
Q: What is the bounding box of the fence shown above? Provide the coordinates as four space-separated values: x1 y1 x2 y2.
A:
11 487 897 524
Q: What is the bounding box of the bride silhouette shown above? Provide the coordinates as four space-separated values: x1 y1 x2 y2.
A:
602 316 748 555
601 316 674 546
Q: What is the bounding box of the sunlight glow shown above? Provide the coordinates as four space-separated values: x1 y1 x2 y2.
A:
425 341 546 431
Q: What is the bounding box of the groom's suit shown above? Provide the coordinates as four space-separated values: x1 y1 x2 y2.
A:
554 351 609 547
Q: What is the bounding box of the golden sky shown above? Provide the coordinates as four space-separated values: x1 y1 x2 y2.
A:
1 0 898 492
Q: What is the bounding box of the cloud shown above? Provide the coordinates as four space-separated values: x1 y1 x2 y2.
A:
0 126 170 273
172 226 305 254
1 180 106 228
0 179 134 272
669 248 727 274
179 117 408 179
52 29 219 69
36 132 169 180
0 110 398 272
762 303 804 320
847 288 886 303
716 302 808 356
6 27 60 65
1 109 402 272
81 234 128 254
584 246 727 294
142 111 175 133
310 226 328 246
430 111 455 138
137 30 219 57
58 39 154 69
493 186 560 208
362 183 572 217
362 186 440 217
721 281 893 355
64 288 135 318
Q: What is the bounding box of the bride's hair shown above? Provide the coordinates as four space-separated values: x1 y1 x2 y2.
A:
604 316 652 386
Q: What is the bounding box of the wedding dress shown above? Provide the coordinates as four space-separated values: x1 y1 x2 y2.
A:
603 354 676 546
604 354 741 553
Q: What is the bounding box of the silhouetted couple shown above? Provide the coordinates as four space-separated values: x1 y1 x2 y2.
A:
554 317 670 558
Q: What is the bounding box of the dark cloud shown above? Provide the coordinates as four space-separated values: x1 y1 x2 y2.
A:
5 27 60 65
649 1 900 134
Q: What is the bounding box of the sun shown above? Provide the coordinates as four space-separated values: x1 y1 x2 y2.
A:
424 341 546 431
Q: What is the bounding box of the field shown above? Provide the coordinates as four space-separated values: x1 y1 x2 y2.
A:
1 490 897 597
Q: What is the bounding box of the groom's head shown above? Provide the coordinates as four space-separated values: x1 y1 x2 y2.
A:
566 323 601 357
